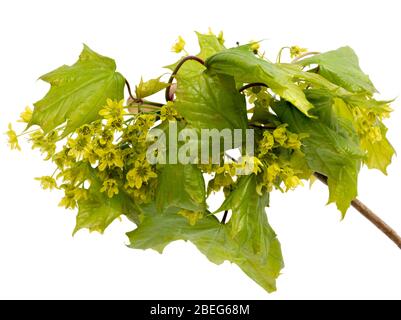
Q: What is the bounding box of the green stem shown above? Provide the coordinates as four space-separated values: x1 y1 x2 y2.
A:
50 167 58 178
17 129 39 137
276 46 290 63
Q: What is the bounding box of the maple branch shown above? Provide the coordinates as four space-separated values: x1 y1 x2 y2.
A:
165 56 205 102
314 172 401 249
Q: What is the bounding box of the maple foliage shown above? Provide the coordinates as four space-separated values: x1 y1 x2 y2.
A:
7 31 395 293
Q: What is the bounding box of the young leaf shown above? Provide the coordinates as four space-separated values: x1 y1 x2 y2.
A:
156 164 206 213
296 47 377 94
127 209 283 293
30 45 125 136
205 45 315 117
135 76 169 99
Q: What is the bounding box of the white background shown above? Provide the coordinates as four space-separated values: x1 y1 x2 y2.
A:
1 0 401 299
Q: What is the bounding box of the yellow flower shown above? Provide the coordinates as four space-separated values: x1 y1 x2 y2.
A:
126 161 157 189
97 129 114 147
77 124 94 137
266 163 281 182
273 125 288 146
67 135 89 159
250 41 260 52
236 156 263 175
178 209 203 226
58 186 88 209
171 36 186 53
52 146 75 169
73 188 88 201
128 180 156 204
290 46 307 58
99 99 125 123
29 129 58 160
259 131 274 156
58 164 89 186
59 195 76 209
35 176 57 190
216 162 236 177
58 186 77 209
30 130 45 149
284 175 302 191
197 162 219 174
18 106 33 123
98 148 124 171
136 114 156 129
160 101 178 121
83 145 99 165
6 123 21 151
285 133 302 149
100 179 119 198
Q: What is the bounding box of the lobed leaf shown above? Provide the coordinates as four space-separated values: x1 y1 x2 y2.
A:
205 45 315 117
127 203 283 293
31 45 125 136
296 47 377 94
175 70 247 131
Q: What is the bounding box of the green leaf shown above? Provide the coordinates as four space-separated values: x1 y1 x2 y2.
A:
273 90 364 215
175 70 247 131
297 47 376 94
205 45 315 117
135 76 169 99
74 169 138 234
126 208 283 293
31 44 125 136
165 32 225 78
156 164 206 213
361 123 395 174
215 175 274 257
196 32 226 61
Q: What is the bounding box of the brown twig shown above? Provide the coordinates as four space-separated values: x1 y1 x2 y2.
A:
125 79 135 100
314 172 401 249
165 56 205 102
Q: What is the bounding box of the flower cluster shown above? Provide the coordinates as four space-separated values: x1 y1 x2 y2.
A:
255 124 309 194
289 46 307 58
352 105 386 143
9 91 312 225
8 99 160 211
